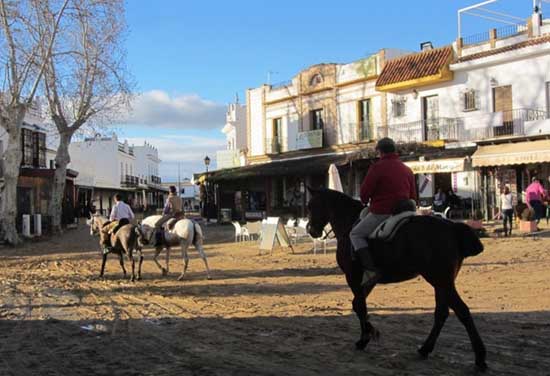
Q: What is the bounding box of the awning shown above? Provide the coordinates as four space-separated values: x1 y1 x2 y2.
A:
472 139 550 167
207 152 355 182
405 157 467 174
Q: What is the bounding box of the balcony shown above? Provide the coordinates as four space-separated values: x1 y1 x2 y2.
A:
378 117 460 144
376 109 548 145
456 109 548 142
150 175 162 185
121 175 139 188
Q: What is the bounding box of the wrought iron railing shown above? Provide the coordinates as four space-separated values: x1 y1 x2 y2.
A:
150 175 162 184
270 80 293 90
462 30 491 46
456 108 547 141
495 23 527 39
121 175 139 187
377 117 459 144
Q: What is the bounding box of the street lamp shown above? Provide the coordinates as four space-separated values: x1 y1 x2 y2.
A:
204 155 211 222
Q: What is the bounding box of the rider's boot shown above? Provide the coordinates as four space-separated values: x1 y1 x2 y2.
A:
355 247 380 293
153 229 163 247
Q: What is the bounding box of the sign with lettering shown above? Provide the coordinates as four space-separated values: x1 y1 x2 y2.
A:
406 158 465 174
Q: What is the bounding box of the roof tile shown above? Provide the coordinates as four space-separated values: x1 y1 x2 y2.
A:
376 46 453 87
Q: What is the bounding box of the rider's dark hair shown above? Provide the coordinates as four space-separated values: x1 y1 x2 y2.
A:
376 137 396 154
169 185 177 194
114 193 122 201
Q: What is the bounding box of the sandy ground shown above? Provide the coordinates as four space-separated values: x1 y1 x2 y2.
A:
1 221 550 376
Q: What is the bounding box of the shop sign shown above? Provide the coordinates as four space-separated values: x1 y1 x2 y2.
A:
296 129 323 150
406 158 465 174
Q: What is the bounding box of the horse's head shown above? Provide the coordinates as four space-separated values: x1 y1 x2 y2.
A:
306 187 364 239
306 187 331 238
89 214 109 236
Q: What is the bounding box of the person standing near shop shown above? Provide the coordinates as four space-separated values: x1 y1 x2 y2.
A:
526 177 546 225
501 186 514 236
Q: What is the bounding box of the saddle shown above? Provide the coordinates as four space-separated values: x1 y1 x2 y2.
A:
164 212 185 231
368 211 416 242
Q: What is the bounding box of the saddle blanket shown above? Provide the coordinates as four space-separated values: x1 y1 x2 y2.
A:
369 211 416 241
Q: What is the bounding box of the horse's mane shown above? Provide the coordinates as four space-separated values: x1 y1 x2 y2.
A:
316 188 363 211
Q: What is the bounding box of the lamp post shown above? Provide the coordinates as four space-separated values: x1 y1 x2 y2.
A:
204 155 211 222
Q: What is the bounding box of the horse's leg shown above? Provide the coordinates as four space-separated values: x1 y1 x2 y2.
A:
448 287 487 371
165 246 170 274
177 239 190 281
137 250 143 281
129 252 135 282
152 246 167 276
99 253 107 277
418 286 450 358
351 285 378 350
118 252 127 277
194 238 211 280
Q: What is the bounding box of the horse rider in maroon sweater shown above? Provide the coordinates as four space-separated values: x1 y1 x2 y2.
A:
350 137 417 290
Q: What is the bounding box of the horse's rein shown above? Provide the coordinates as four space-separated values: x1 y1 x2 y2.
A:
322 228 334 240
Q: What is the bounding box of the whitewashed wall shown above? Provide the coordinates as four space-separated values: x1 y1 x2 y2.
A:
248 87 265 157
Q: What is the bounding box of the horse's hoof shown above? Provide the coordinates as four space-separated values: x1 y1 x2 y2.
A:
355 339 368 350
177 274 185 281
476 360 488 372
417 347 430 359
161 268 168 276
137 276 142 281
207 276 212 280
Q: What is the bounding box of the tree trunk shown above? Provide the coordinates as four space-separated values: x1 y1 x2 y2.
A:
0 109 25 245
48 132 72 233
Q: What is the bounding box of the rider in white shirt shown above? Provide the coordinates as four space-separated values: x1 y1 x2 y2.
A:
102 194 135 254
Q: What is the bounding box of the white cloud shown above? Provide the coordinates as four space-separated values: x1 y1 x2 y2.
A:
123 90 226 129
126 135 226 181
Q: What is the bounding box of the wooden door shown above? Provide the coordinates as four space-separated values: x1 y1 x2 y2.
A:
493 85 513 136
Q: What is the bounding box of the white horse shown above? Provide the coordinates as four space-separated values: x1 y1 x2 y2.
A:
140 215 211 281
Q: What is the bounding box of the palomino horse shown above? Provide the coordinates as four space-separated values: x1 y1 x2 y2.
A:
87 214 145 281
306 188 487 371
140 215 211 280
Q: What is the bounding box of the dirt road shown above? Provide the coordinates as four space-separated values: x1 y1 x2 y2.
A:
1 223 549 375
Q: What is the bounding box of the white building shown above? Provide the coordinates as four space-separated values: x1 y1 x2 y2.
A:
208 4 550 220
69 134 166 215
217 100 247 169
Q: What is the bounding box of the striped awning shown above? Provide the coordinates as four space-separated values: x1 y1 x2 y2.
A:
472 139 550 167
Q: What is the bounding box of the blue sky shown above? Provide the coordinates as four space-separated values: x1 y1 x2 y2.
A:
117 0 534 181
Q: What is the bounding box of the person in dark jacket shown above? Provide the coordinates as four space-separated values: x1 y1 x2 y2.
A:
350 137 417 290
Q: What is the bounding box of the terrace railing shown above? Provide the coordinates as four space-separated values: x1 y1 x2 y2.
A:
377 117 459 144
456 108 547 141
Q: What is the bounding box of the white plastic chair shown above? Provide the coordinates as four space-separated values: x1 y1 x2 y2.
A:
231 221 249 242
312 223 337 255
246 221 262 241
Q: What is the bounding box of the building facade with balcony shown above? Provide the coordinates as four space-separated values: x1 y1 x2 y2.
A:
374 12 550 216
69 135 166 217
207 5 550 221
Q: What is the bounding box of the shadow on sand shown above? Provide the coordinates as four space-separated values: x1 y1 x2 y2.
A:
1 310 549 375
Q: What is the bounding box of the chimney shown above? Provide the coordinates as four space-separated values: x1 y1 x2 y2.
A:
420 41 433 51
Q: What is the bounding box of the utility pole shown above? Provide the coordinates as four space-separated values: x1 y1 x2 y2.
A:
177 163 181 197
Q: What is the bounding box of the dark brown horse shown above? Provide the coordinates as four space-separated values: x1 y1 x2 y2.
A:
306 188 487 371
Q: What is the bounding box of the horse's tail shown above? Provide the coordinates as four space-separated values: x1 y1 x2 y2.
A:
453 222 484 258
192 220 203 247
